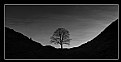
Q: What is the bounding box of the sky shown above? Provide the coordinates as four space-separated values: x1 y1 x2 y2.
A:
5 5 118 48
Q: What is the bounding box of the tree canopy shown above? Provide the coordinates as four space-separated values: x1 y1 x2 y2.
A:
50 28 71 49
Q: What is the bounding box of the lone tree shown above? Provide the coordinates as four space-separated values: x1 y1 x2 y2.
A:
50 28 71 49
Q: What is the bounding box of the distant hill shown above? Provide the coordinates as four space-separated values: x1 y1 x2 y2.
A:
5 19 118 59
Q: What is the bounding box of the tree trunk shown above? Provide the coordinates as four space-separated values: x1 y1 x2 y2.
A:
59 33 63 49
60 43 63 49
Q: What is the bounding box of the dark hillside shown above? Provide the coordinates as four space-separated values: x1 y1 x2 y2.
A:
5 27 43 58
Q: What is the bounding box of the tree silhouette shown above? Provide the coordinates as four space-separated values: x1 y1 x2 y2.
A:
50 28 71 49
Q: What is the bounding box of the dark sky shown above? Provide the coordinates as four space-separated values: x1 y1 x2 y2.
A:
5 5 118 48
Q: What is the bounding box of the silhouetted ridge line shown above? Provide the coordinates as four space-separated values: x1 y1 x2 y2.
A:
78 19 118 48
5 27 29 40
5 27 42 45
74 19 118 58
5 27 44 58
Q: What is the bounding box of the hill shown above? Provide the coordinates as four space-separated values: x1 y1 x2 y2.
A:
5 27 43 58
68 19 118 59
5 19 118 59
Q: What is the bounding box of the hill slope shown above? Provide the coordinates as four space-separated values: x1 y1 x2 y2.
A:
71 19 118 59
5 27 43 58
